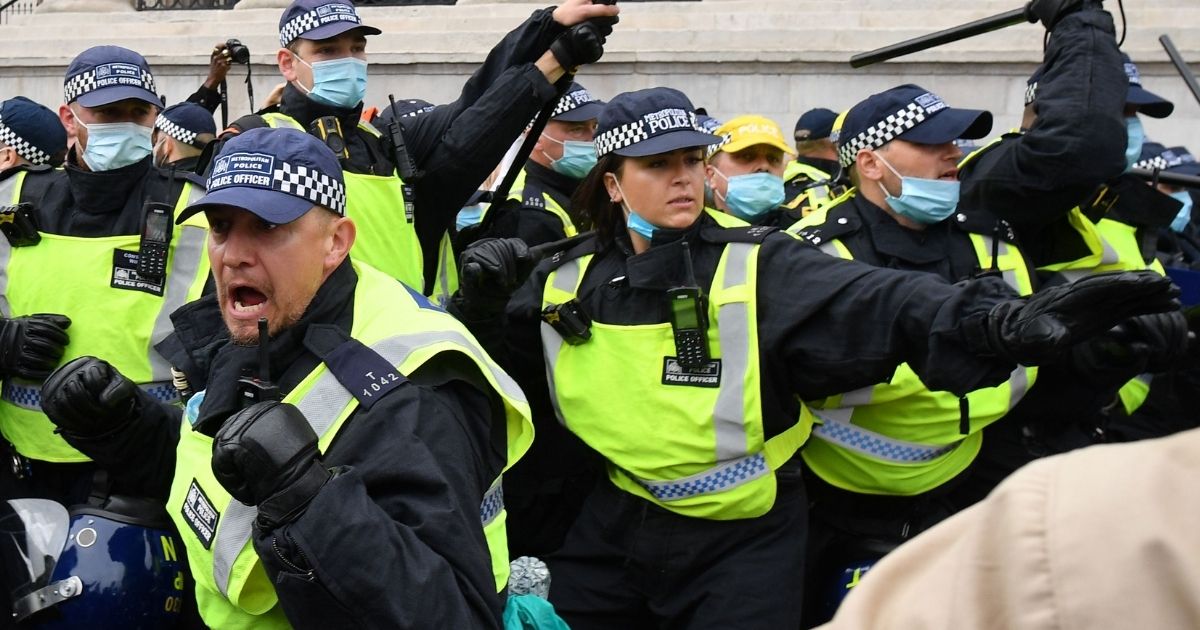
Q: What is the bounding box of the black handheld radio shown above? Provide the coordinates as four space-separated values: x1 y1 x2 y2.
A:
0 203 41 247
237 318 281 407
667 242 709 369
137 201 174 282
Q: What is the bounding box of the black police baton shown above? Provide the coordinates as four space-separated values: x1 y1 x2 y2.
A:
850 7 1029 68
1159 35 1200 108
1132 168 1200 190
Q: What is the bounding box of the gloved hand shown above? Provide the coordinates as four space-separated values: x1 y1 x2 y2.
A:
983 270 1180 365
1110 311 1193 373
41 357 140 439
458 237 535 316
212 401 330 529
549 19 613 70
1024 0 1103 30
0 314 71 381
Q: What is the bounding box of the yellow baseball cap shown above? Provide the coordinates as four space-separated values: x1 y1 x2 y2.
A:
710 114 796 158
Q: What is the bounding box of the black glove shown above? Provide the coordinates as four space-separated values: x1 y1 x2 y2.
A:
212 401 330 529
984 270 1180 365
457 237 535 316
1024 0 1102 30
549 19 613 70
41 356 140 439
1111 311 1193 373
0 314 71 381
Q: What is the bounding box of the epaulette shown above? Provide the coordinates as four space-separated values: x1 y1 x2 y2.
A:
542 232 598 270
700 224 777 244
793 204 861 246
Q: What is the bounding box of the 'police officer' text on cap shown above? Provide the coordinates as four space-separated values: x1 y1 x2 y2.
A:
279 0 382 48
63 46 159 108
179 127 347 225
836 84 992 168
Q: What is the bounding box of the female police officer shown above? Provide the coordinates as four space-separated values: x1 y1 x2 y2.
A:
450 87 1178 628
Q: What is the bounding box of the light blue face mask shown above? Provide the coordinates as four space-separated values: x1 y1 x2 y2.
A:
297 54 368 109
78 120 153 172
542 135 597 179
712 168 785 220
614 179 658 241
456 203 484 231
1170 190 1194 233
1125 116 1145 172
875 152 960 225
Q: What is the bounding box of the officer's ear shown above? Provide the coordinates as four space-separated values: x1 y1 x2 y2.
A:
603 171 622 203
855 149 885 183
324 214 355 273
278 47 299 82
59 103 79 141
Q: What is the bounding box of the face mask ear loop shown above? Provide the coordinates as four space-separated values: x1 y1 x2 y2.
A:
873 151 903 198
291 52 316 96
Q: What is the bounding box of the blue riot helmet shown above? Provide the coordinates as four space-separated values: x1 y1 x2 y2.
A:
3 496 186 629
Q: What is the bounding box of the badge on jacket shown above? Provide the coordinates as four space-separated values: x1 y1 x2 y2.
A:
111 249 166 296
661 357 722 387
181 480 221 549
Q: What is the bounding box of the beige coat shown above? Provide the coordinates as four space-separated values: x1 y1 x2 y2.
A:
819 427 1200 630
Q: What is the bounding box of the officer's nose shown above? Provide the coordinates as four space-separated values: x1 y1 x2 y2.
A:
219 226 257 268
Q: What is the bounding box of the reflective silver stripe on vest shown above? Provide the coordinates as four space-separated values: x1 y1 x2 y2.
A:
480 478 503 527
818 241 841 257
436 235 453 307
1055 232 1122 283
212 329 523 597
978 236 1022 293
0 175 19 317
811 410 957 463
540 258 582 427
1007 364 1030 409
711 243 753 461
2 379 178 410
149 192 208 381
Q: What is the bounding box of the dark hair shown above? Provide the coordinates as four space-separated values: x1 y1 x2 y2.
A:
571 153 628 244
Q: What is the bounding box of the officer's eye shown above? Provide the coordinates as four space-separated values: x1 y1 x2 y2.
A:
209 219 231 234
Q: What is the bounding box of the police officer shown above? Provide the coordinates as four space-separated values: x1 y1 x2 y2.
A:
152 102 217 173
785 107 845 215
497 81 605 246
0 97 67 173
0 46 210 505
221 0 618 297
705 114 796 226
39 128 534 628
788 84 1037 624
450 86 1178 628
1135 143 1200 268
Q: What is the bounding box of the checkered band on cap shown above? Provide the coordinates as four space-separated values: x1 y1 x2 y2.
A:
553 88 598 118
705 133 731 159
1024 81 1039 106
0 114 52 165
208 152 347 214
1135 148 1196 172
64 64 156 104
594 109 701 157
280 2 361 46
837 101 929 168
1134 155 1171 171
156 113 198 147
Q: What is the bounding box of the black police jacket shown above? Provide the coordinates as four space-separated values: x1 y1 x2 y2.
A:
68 260 510 628
958 8 1127 269
231 8 566 294
453 213 1025 547
506 160 587 246
16 150 188 237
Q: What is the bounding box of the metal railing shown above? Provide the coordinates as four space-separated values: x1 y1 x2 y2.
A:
0 0 41 24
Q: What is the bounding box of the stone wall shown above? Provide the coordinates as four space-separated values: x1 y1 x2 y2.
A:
2 0 1198 150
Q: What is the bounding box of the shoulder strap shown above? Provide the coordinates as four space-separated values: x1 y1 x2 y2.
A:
321 337 410 411
700 224 777 244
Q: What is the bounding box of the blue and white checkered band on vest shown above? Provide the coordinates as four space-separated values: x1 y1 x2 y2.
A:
280 3 362 46
207 151 348 215
594 108 701 157
63 63 157 104
836 92 949 168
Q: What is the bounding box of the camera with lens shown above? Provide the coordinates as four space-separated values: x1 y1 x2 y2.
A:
225 38 250 64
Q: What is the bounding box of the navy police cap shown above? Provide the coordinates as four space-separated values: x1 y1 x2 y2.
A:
156 102 216 148
594 87 720 158
794 107 837 142
64 46 159 108
375 98 436 126
553 82 604 123
1135 141 1200 176
179 127 347 225
0 97 67 166
836 84 992 168
279 0 381 47
1025 55 1174 118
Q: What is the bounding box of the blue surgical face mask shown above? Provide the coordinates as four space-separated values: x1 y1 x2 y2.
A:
712 168 785 220
1125 116 1145 172
541 134 597 179
296 54 368 109
456 203 484 231
78 120 153 172
874 152 960 225
613 179 657 241
1170 190 1194 233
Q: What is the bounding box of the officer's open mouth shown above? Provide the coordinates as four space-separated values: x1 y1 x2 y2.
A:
232 286 268 313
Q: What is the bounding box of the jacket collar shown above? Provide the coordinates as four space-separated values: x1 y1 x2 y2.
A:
64 147 152 214
852 195 952 265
